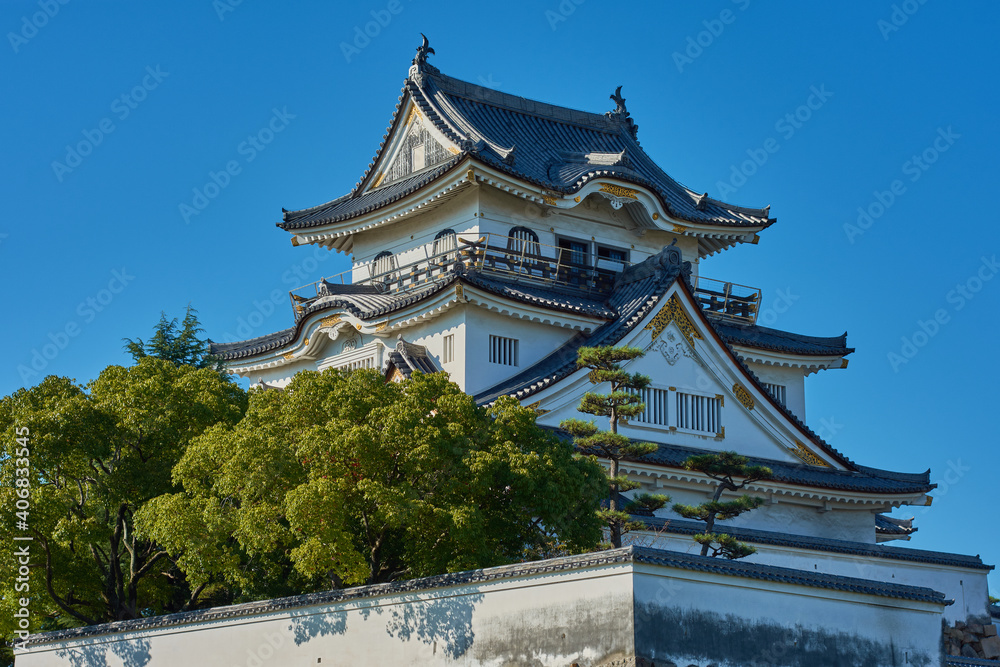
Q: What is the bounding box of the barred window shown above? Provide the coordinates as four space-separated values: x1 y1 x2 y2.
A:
675 392 721 434
443 334 455 364
761 382 787 406
631 387 670 426
489 335 518 366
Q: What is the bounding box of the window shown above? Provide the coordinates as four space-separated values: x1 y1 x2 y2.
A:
675 392 721 434
557 237 589 267
411 143 425 171
627 386 723 435
433 229 458 261
372 251 397 282
337 357 374 372
631 387 670 426
442 334 455 364
489 335 518 366
507 226 539 255
761 382 787 406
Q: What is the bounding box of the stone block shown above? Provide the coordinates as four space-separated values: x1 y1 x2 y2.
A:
982 635 1000 659
984 624 998 637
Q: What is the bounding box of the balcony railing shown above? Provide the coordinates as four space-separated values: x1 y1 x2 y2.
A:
288 233 759 324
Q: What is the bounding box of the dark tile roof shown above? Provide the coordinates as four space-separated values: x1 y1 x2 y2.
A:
385 335 440 379
630 437 933 495
462 270 615 319
18 545 948 647
875 513 917 536
640 515 989 570
715 321 854 356
472 245 874 474
472 246 685 405
211 269 616 361
279 66 775 232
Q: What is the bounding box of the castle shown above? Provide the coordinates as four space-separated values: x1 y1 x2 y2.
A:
18 38 998 667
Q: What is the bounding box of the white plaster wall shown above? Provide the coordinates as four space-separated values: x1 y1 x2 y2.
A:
17 565 635 667
632 565 944 666
463 307 578 398
639 530 991 624
17 555 948 667
745 361 807 421
645 485 875 544
350 189 480 282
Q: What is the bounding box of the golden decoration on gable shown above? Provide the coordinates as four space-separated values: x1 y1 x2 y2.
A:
404 106 422 126
303 337 309 346
320 315 342 327
542 195 557 206
446 145 460 155
371 171 386 189
282 352 294 361
792 441 831 467
643 294 702 346
672 224 685 233
375 321 389 332
598 183 638 200
574 196 581 202
455 285 464 299
732 383 755 411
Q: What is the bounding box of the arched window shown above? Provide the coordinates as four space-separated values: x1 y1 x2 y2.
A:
507 226 539 256
432 229 458 261
372 251 397 283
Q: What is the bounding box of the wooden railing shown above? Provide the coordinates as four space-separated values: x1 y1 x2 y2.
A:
288 233 760 324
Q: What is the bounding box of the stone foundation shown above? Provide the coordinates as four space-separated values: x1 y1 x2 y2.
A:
945 618 1000 660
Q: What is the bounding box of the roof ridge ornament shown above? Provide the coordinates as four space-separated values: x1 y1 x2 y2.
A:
409 33 439 83
606 85 639 141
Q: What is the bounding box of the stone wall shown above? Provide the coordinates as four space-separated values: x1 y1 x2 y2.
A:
945 618 1000 661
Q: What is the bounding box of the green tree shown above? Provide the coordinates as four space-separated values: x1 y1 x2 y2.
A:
672 451 771 559
0 359 247 643
560 346 669 549
137 369 606 591
123 306 219 370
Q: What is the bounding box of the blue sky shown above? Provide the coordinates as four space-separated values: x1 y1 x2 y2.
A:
1 2 997 592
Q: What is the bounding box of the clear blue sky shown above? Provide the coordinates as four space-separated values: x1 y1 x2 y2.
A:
1 2 997 593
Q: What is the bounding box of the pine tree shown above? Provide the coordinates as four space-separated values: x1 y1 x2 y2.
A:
561 346 669 548
672 451 771 559
124 306 221 371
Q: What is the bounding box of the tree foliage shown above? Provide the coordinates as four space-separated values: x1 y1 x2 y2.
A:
672 451 771 559
123 306 219 371
0 359 248 643
560 346 669 548
137 369 606 591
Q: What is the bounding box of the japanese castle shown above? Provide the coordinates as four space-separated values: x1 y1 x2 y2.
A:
19 38 998 667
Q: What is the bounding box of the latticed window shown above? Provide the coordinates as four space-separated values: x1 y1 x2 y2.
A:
675 392 721 434
489 335 518 366
630 387 670 426
372 251 397 282
507 226 540 256
433 229 458 261
761 382 787 406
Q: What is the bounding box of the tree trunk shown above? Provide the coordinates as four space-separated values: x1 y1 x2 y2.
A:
609 405 621 548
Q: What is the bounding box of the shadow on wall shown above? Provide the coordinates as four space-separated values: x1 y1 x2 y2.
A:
634 604 933 667
56 637 152 667
288 591 483 660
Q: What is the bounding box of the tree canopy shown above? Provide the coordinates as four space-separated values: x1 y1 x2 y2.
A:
137 369 606 591
123 306 219 370
0 359 248 641
672 451 771 559
560 346 668 548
